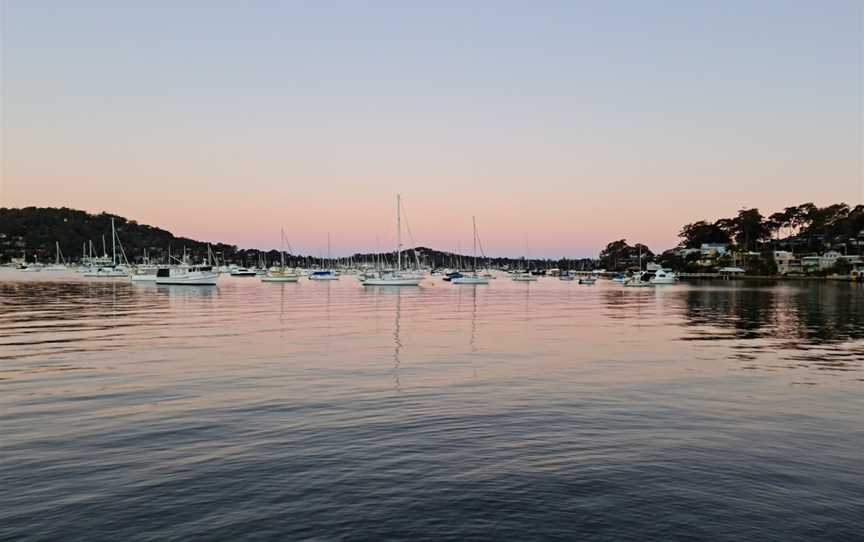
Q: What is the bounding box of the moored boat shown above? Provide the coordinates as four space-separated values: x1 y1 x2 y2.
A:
155 265 218 285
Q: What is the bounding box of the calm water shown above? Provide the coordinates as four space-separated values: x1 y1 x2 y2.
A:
1 272 863 541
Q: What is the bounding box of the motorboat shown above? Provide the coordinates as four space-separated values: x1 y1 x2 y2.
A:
442 271 463 282
559 274 575 281
512 272 537 282
230 267 257 277
650 269 678 285
578 276 596 285
155 266 218 285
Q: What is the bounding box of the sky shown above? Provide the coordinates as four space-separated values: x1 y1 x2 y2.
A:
1 1 861 257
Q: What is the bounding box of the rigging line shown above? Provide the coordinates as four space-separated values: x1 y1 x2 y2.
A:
399 197 422 268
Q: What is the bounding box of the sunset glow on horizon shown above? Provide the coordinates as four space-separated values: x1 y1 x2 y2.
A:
1 1 861 257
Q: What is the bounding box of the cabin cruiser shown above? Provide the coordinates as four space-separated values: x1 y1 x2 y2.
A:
230 267 257 277
650 269 678 285
155 265 218 285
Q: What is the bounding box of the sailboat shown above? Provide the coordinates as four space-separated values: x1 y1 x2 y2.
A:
262 229 301 283
452 217 489 284
84 218 128 277
309 233 339 280
43 242 68 271
512 242 537 281
362 194 423 286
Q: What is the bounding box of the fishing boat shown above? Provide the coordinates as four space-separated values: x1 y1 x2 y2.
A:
262 229 301 283
155 265 218 285
362 195 422 286
452 216 490 285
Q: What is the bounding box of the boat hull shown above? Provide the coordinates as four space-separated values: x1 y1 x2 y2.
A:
362 278 422 286
130 274 157 282
262 275 300 283
155 273 218 286
451 277 489 284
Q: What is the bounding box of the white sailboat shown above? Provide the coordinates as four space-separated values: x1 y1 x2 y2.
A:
43 242 68 271
84 218 128 277
262 229 301 283
452 217 489 285
362 195 423 286
309 233 339 280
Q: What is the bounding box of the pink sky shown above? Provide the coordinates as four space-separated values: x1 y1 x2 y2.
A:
2 1 861 257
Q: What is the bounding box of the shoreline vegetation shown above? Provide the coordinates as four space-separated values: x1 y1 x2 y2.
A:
1 203 862 280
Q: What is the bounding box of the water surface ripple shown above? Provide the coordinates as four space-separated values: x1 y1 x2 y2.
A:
1 273 863 541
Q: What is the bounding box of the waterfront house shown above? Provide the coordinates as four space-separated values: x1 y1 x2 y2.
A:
774 251 798 275
700 243 728 256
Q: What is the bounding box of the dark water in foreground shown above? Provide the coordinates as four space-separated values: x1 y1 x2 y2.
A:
1 272 863 541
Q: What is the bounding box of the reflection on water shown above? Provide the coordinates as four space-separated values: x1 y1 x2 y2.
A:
1 272 862 541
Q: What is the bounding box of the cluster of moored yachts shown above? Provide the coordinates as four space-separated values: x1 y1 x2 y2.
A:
15 262 678 287
12 197 680 287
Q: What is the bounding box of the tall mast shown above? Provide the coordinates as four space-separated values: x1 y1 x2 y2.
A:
111 218 116 266
397 194 402 271
472 216 477 272
327 232 331 269
280 228 286 268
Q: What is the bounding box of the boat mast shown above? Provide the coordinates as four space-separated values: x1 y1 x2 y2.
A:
280 228 286 268
472 216 477 272
111 218 116 266
396 194 402 271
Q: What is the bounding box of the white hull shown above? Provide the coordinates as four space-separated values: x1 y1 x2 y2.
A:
262 275 300 283
451 276 489 284
43 266 68 272
84 270 128 277
156 273 218 286
130 274 157 282
650 278 677 285
624 280 652 287
309 275 339 281
362 277 422 286
512 275 537 282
